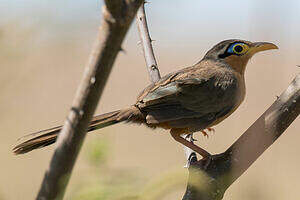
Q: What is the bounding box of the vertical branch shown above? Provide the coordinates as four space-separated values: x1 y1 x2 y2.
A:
136 2 161 83
136 2 197 165
36 1 143 200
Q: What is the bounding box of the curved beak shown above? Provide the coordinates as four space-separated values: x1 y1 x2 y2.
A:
250 42 278 55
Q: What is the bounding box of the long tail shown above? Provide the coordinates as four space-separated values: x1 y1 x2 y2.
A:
13 107 144 155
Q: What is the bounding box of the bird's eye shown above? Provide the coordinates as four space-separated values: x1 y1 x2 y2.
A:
228 43 249 55
233 45 244 53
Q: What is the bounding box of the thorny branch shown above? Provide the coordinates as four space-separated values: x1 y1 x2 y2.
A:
135 1 197 167
136 1 161 83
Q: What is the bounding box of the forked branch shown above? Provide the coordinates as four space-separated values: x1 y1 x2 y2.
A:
183 73 300 200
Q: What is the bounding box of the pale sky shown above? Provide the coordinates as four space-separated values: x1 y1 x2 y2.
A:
0 0 299 54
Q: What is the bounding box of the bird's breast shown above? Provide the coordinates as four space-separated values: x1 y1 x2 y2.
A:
209 71 246 126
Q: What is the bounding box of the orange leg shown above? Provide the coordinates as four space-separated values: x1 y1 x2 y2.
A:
170 129 211 158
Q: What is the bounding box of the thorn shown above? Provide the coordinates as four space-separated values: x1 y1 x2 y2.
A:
276 95 280 100
151 65 157 71
150 39 156 43
297 65 300 68
207 127 215 133
201 130 209 138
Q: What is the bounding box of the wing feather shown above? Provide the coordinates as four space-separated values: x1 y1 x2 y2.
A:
136 63 239 125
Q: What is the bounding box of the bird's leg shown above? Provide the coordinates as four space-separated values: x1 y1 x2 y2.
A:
170 129 211 158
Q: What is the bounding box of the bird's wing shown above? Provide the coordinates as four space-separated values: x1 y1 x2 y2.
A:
136 64 237 124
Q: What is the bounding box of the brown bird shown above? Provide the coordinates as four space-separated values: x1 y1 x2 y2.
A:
13 39 278 158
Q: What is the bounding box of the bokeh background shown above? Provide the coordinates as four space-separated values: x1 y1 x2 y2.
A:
0 0 299 199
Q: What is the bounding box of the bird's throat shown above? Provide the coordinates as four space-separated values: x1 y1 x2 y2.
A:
224 56 249 75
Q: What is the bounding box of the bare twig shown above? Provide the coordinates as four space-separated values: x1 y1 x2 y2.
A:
136 2 161 83
183 73 300 200
136 2 197 166
36 1 143 200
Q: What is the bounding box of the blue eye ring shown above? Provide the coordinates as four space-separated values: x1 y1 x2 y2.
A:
228 43 249 55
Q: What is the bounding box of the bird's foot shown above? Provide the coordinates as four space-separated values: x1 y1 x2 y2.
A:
207 127 215 133
171 128 211 159
201 127 215 138
201 130 209 138
183 134 197 142
190 135 198 142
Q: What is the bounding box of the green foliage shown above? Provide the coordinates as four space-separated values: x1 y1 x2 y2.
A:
72 184 110 200
85 139 110 167
70 138 141 200
69 138 188 200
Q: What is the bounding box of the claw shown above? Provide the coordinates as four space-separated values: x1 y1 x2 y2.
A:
201 127 215 138
201 130 209 138
183 134 197 142
207 127 215 133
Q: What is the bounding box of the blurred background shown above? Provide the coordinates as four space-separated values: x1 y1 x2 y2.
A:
0 0 299 199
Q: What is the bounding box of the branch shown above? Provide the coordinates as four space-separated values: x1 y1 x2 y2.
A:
183 73 300 200
136 2 161 83
136 1 197 166
36 1 143 200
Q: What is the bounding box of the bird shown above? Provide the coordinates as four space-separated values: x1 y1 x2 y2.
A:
13 39 278 158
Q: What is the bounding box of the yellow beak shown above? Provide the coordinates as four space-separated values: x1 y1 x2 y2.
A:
249 42 279 55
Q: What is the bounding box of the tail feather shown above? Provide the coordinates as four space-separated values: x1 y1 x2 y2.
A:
13 110 125 154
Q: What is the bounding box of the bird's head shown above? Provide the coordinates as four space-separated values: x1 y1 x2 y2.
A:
203 39 278 74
